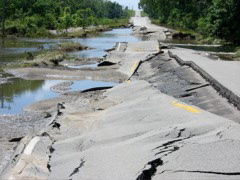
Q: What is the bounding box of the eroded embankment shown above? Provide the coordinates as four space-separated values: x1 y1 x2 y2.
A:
2 30 240 179
4 80 240 180
169 51 240 110
134 50 240 122
1 40 160 178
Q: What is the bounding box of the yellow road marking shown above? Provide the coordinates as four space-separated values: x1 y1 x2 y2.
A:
172 101 201 114
131 61 139 73
116 42 121 51
126 80 131 83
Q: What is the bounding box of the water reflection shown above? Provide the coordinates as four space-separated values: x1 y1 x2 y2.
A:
0 78 117 114
67 63 99 69
67 28 142 58
0 38 47 63
0 78 47 113
0 28 142 63
0 28 141 114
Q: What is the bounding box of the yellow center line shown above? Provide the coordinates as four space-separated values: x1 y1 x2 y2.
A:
172 101 201 114
131 61 139 73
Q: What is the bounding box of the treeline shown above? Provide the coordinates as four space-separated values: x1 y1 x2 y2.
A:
139 0 240 44
0 0 131 36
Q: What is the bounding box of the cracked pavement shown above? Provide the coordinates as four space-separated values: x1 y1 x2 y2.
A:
2 12 240 180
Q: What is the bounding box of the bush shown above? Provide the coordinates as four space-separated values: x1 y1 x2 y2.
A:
53 42 88 52
236 48 240 60
6 19 28 35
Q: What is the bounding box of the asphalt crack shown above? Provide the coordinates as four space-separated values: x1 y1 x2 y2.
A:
177 129 186 138
136 159 163 180
137 135 190 180
174 170 240 176
185 84 210 92
69 158 85 178
9 137 23 142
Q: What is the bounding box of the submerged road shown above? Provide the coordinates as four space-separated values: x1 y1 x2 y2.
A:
2 11 240 180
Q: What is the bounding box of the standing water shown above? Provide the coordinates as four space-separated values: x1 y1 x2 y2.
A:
0 28 142 114
0 28 141 174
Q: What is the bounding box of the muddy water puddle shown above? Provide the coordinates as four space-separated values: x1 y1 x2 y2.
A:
0 78 117 114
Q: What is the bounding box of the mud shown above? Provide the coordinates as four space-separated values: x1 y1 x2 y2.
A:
6 66 127 83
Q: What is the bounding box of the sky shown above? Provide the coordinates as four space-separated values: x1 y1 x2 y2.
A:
110 0 140 10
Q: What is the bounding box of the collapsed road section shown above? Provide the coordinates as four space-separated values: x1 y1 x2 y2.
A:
2 38 240 180
169 48 240 110
2 12 240 180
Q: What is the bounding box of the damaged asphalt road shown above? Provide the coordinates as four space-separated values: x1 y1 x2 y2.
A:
3 39 240 180
134 51 240 122
2 12 240 180
4 79 240 180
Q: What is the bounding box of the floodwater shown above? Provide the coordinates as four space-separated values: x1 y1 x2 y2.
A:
0 28 137 174
0 28 142 64
0 78 117 114
1 28 236 115
66 63 99 69
163 40 237 61
67 28 142 58
0 28 140 114
172 44 237 61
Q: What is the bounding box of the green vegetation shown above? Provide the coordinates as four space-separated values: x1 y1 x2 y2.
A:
30 51 65 66
66 19 130 38
236 49 240 61
53 42 88 52
5 51 65 68
0 0 131 37
139 0 240 45
141 11 148 17
128 10 135 17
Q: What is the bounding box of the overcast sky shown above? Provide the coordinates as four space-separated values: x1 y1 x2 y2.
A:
110 0 140 10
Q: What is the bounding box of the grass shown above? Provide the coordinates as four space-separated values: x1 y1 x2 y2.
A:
4 40 92 69
56 19 129 38
5 51 65 69
34 51 65 65
141 11 148 17
4 18 130 39
151 19 228 45
236 48 240 61
5 62 38 69
66 27 106 38
54 42 88 52
0 66 4 72
63 26 111 38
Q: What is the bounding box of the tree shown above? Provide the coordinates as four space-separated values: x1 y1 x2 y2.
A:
1 0 5 37
2 0 130 36
60 7 73 34
139 0 240 44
